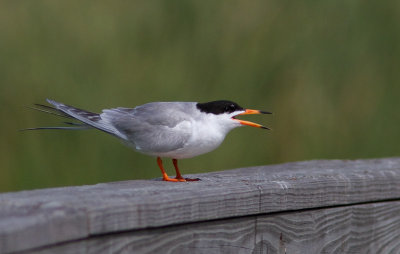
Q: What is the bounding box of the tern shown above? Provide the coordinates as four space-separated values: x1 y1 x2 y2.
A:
25 99 271 182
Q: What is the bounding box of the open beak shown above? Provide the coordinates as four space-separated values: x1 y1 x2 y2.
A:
232 109 271 130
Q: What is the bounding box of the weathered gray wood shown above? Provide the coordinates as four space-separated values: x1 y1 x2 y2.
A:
21 201 400 254
254 201 400 254
1 158 400 253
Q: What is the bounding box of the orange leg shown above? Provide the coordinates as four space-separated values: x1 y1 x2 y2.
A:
172 159 200 181
172 158 184 180
157 157 182 182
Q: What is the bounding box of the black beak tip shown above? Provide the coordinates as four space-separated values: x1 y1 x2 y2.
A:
260 111 272 114
261 126 271 130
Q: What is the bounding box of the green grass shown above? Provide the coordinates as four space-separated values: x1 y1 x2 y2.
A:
1 1 399 192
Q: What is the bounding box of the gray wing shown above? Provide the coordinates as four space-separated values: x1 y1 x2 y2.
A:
101 102 195 153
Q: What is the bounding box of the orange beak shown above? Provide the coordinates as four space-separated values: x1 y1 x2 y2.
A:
232 109 271 130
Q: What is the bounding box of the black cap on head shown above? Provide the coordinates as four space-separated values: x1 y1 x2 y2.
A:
196 100 244 115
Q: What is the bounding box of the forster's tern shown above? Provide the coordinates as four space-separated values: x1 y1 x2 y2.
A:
25 99 271 182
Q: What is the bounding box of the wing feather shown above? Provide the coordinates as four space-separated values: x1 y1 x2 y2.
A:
102 102 194 153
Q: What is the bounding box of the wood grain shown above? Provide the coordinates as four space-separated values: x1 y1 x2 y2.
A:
22 201 400 254
1 158 400 253
254 201 400 254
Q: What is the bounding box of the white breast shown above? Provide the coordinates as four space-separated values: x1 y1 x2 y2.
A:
156 112 240 159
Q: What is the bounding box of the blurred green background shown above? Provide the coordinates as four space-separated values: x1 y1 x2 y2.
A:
1 1 399 192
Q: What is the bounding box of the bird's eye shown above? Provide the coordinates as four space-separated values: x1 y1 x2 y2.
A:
224 104 236 112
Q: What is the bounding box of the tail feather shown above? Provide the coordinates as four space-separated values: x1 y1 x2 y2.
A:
63 121 88 126
23 99 126 139
22 102 95 131
46 99 102 122
20 126 90 131
28 104 73 119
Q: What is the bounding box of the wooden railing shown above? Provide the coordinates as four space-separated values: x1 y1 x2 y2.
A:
1 158 400 253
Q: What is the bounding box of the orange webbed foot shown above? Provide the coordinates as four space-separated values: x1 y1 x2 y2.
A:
158 157 201 182
162 176 185 182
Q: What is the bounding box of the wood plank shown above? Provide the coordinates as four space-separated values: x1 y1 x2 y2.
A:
22 201 400 254
24 217 256 254
1 158 400 253
0 198 88 254
254 201 400 253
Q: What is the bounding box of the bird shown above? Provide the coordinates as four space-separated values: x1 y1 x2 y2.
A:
24 99 271 182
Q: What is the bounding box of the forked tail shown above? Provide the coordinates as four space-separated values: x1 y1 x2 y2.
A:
22 99 124 139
